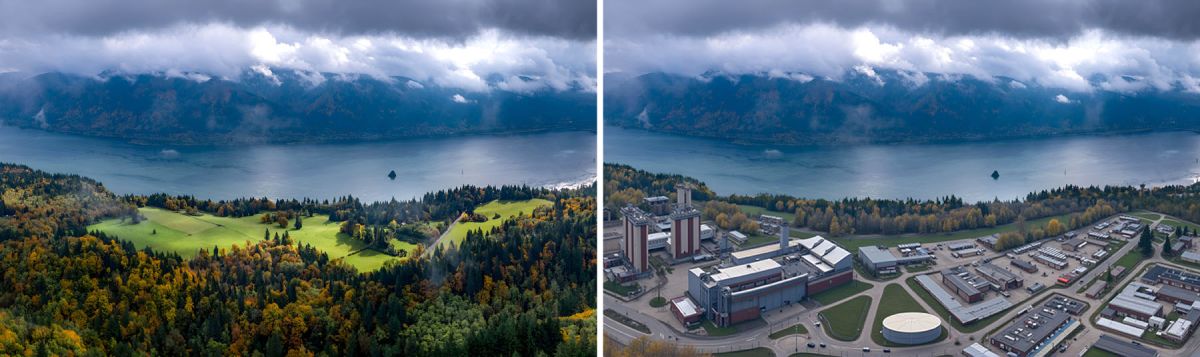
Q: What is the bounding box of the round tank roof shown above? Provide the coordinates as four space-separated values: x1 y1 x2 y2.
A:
882 312 941 333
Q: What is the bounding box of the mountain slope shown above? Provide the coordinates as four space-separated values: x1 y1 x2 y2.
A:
0 69 595 144
604 69 1200 144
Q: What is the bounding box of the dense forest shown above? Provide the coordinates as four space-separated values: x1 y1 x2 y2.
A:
605 69 1200 145
606 163 1200 248
0 69 595 145
0 163 597 356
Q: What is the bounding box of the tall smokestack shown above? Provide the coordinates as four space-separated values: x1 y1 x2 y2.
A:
676 184 692 207
780 224 790 250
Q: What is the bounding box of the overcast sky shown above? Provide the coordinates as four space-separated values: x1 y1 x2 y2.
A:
606 0 1200 93
0 0 596 92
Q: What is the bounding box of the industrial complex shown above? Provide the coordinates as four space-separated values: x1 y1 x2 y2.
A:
605 198 1200 356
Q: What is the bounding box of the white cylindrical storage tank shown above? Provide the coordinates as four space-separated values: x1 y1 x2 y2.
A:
881 312 942 345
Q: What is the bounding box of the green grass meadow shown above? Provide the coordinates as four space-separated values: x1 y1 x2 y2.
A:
89 207 413 271
818 295 872 341
441 199 552 248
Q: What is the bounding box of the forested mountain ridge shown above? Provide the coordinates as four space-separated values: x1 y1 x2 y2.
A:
0 69 595 144
606 163 1200 249
605 69 1200 145
0 163 597 355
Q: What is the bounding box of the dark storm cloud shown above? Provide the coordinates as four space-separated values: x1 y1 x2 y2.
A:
0 0 595 40
605 0 1200 94
607 0 1200 41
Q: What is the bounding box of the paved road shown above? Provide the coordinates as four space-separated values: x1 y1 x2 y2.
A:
604 212 1200 356
422 216 459 257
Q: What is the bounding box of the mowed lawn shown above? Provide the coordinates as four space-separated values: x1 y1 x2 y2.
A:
870 284 938 346
89 207 416 271
737 204 796 222
818 295 872 341
441 199 552 248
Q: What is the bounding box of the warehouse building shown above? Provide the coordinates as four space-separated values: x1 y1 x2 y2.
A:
943 273 984 303
858 245 933 275
1108 283 1164 320
1085 282 1107 299
989 294 1082 357
1092 335 1158 357
1061 238 1087 251
1010 259 1038 273
975 263 1023 290
1183 250 1200 264
914 275 1012 325
947 242 976 251
1142 266 1200 292
1155 285 1200 305
977 234 999 250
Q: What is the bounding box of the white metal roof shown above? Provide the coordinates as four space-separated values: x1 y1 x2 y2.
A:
1098 317 1146 337
882 312 942 333
962 343 1000 357
671 297 701 317
710 259 780 283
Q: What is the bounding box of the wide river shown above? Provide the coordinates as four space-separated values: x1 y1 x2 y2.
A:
0 126 596 202
606 126 1200 202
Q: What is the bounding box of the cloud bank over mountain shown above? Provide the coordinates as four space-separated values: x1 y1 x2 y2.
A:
0 0 596 93
606 0 1200 94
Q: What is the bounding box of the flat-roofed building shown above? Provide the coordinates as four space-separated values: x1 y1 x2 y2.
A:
687 259 808 327
1010 259 1038 273
644 196 670 215
943 273 983 303
859 246 932 275
988 294 1081 357
962 343 999 357
621 206 652 272
670 207 701 259
1086 281 1107 299
727 230 748 244
1156 285 1200 305
1092 334 1158 357
947 242 976 251
648 232 669 251
1142 266 1200 292
1164 308 1200 343
1109 283 1164 320
914 275 1012 325
1112 266 1127 279
669 296 703 327
1061 238 1087 251
975 263 1023 290
1178 236 1195 250
668 185 702 260
1182 250 1200 264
